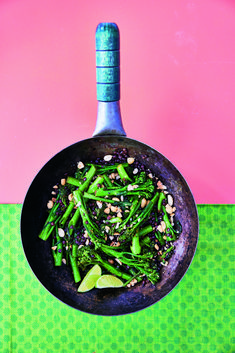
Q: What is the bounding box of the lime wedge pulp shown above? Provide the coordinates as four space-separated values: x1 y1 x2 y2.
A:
95 275 123 289
77 264 102 293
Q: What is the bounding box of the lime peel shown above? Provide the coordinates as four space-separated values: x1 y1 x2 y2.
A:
77 265 102 293
95 274 123 289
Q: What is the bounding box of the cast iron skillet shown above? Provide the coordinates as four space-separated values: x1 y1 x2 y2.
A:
21 23 199 316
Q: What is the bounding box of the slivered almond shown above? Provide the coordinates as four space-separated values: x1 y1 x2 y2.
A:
141 198 147 208
77 161 84 169
111 205 118 213
167 194 174 206
127 157 135 164
161 221 166 232
96 201 103 209
61 178 66 186
111 241 120 247
104 154 112 161
47 200 54 209
165 204 174 214
68 193 73 201
58 228 65 237
133 168 138 174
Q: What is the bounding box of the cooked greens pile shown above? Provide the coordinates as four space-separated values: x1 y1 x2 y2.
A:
39 148 182 289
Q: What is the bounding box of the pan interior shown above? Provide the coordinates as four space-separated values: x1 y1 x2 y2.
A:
21 136 198 315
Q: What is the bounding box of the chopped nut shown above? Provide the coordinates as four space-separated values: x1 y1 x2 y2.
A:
111 205 118 213
51 191 56 195
127 157 135 164
163 235 167 240
105 226 110 233
115 258 122 265
68 193 73 201
51 197 57 203
58 228 65 237
112 197 120 202
113 232 120 236
120 195 124 202
51 246 57 251
157 224 163 233
84 230 89 238
148 173 153 179
104 154 112 162
133 168 138 174
167 194 174 206
132 184 139 189
104 207 110 214
62 258 66 265
85 239 89 246
96 201 103 209
109 172 116 180
110 241 120 247
161 261 168 267
161 221 166 232
157 180 167 190
53 185 58 189
127 279 138 288
61 178 66 186
77 161 84 169
109 235 114 240
47 200 54 209
141 198 147 208
165 204 174 214
155 244 159 250
108 259 114 265
78 244 84 249
117 212 122 218
127 184 134 191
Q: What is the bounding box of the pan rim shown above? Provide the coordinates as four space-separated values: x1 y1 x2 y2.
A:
20 135 199 315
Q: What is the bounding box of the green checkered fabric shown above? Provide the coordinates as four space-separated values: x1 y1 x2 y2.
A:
0 204 234 353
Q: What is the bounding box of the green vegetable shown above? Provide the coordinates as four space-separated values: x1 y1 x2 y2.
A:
38 151 182 291
117 163 132 182
69 252 81 283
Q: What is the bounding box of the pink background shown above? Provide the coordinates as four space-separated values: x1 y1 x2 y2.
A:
0 0 235 204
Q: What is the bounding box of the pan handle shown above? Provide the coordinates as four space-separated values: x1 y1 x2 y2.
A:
92 23 126 137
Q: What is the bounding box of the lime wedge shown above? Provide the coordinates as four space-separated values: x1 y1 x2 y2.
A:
77 265 102 293
95 275 123 289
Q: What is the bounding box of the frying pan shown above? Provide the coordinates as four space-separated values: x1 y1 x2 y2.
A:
21 23 199 316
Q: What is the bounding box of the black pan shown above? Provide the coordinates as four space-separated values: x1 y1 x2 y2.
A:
21 23 199 316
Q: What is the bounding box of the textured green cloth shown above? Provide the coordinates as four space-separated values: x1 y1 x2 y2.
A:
0 204 234 353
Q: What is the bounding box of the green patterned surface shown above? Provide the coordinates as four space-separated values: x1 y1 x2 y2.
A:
0 204 234 353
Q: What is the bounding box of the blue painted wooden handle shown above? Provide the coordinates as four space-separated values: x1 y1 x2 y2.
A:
96 23 120 102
